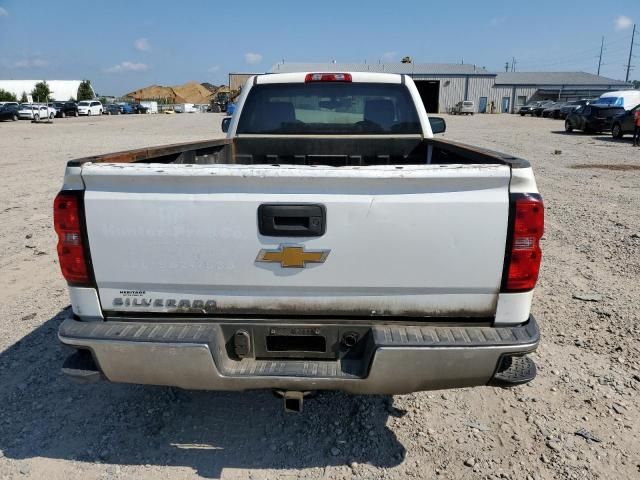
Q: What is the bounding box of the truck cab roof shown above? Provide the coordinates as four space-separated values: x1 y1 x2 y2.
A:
257 71 404 84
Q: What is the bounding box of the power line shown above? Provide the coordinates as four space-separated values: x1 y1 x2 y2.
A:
597 36 604 75
518 50 601 69
626 24 636 81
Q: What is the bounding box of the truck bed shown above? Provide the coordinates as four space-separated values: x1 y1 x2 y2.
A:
67 136 530 169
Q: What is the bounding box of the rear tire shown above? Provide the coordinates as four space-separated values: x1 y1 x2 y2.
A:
74 111 78 117
61 111 66 118
564 120 573 132
12 114 18 121
611 123 623 139
34 114 40 123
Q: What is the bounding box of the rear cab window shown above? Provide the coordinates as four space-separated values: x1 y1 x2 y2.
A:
237 82 421 135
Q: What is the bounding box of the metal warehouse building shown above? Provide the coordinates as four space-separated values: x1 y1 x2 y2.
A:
268 63 633 114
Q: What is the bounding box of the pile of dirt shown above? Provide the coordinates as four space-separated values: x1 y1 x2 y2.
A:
125 81 222 104
172 82 214 104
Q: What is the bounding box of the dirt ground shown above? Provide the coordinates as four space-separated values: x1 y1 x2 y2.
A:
0 112 638 480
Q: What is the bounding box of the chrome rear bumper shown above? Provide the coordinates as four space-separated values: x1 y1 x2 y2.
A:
59 315 539 395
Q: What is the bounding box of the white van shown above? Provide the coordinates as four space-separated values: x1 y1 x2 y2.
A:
140 101 158 114
592 90 640 111
451 101 475 115
174 103 198 113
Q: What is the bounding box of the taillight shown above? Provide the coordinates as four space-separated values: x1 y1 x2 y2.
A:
502 194 544 292
53 192 90 285
304 73 352 82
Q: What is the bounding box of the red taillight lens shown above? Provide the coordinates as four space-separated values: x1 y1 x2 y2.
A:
304 73 352 83
54 192 90 285
503 195 544 292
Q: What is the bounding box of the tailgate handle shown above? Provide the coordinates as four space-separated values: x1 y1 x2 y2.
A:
258 204 326 237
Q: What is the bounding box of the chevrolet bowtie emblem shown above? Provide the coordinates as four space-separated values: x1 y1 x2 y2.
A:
256 245 330 268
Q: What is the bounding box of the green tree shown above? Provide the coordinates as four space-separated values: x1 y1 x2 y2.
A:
99 96 108 105
633 80 640 89
0 89 18 102
20 91 28 103
77 80 94 101
31 81 51 102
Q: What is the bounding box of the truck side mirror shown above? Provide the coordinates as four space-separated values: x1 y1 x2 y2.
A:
429 117 446 134
221 117 231 133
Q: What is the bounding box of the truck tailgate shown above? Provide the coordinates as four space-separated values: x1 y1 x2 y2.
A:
81 163 511 317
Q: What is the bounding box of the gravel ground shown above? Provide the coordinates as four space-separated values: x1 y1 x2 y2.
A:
0 113 638 480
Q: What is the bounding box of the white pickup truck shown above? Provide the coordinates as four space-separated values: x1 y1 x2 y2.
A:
56 72 543 411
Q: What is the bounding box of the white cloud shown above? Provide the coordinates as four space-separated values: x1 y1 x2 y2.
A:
105 61 149 73
14 58 48 68
0 7 8 17
208 65 220 72
615 15 633 31
134 38 151 51
244 52 263 65
381 52 397 62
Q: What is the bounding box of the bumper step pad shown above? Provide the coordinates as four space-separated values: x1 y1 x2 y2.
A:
488 355 537 387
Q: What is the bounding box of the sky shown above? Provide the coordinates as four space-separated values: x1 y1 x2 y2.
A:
0 0 638 95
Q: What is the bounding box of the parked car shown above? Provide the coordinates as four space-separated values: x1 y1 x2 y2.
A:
541 102 564 118
558 100 591 119
49 102 78 118
565 104 625 133
450 101 474 115
532 101 554 117
18 103 56 121
592 90 640 111
611 104 640 138
0 103 19 121
56 72 543 410
0 101 19 109
77 100 103 116
117 103 135 114
518 102 540 116
104 104 121 115
132 103 149 114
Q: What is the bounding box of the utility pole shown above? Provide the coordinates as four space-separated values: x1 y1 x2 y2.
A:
625 23 636 82
597 36 604 76
511 57 517 72
505 61 509 72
